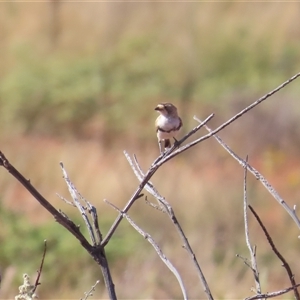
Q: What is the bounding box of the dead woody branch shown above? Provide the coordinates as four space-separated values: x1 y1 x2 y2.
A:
195 117 300 230
0 72 300 298
103 72 300 247
245 283 300 300
0 153 117 300
241 157 262 296
248 205 300 300
125 151 214 300
105 199 188 300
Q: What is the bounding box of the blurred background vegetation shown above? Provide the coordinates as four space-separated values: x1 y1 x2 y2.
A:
1 2 300 299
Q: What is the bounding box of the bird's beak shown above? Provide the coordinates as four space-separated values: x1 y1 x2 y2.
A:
155 104 164 111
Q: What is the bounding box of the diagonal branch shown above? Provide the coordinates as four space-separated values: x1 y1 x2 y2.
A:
60 162 97 245
157 72 300 166
126 152 214 300
101 113 214 246
32 240 47 293
103 71 300 246
105 199 188 300
103 73 300 246
248 205 300 300
0 151 91 250
0 152 117 300
152 113 215 164
195 117 300 230
60 162 103 245
81 280 100 300
245 283 300 300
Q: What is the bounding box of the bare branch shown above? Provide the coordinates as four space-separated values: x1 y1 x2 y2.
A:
86 202 103 244
152 113 215 165
81 280 100 300
0 152 91 250
100 114 212 246
0 153 117 300
236 254 253 271
58 163 117 299
103 73 300 246
156 73 300 167
60 162 97 246
32 240 47 293
104 199 188 300
144 197 166 213
56 193 76 207
249 205 300 300
130 153 169 211
2 72 300 299
245 283 300 300
127 152 214 300
242 157 262 295
195 117 300 230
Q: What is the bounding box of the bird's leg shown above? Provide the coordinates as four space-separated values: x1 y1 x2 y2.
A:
173 137 180 148
164 139 171 149
158 140 164 155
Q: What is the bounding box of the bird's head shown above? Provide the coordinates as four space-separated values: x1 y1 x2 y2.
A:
155 103 178 117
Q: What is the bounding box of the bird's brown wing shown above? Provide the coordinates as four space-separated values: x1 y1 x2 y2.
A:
176 117 183 131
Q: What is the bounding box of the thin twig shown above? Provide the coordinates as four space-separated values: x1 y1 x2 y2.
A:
101 114 214 246
103 73 300 246
0 152 91 250
152 113 215 165
195 117 300 230
87 203 103 244
242 157 262 295
111 73 300 298
245 283 300 300
236 254 253 270
104 199 188 300
144 197 166 213
60 162 97 246
32 240 47 293
59 165 103 244
127 152 214 300
56 193 76 207
157 72 300 166
249 205 300 300
59 163 117 299
131 153 168 211
0 153 117 300
81 280 101 300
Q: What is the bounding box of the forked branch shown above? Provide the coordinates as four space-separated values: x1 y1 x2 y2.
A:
196 118 300 230
126 152 214 300
105 199 188 300
242 157 262 295
245 283 300 300
249 205 300 300
101 113 214 246
158 72 300 166
0 153 116 300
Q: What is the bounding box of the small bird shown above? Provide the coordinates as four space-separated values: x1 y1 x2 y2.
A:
155 102 183 154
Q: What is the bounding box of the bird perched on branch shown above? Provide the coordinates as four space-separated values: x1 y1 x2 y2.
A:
155 103 183 154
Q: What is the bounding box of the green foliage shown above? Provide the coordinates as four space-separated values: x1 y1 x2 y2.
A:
0 203 142 296
1 30 300 141
0 204 47 271
0 52 103 137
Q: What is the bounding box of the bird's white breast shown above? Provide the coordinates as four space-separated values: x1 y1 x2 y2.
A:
156 115 181 140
